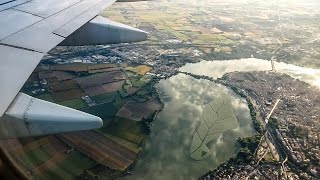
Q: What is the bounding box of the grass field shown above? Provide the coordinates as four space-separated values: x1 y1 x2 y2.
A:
17 147 52 169
263 152 276 162
91 91 121 104
37 151 96 180
126 65 152 75
57 98 87 109
104 118 145 145
36 94 55 102
113 98 130 110
119 85 129 97
95 131 142 154
170 31 189 41
130 76 150 88
81 102 118 118
18 136 46 146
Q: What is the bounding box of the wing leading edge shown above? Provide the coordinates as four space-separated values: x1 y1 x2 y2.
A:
0 0 147 138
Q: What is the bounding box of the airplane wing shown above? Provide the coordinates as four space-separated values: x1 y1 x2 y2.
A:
0 0 147 138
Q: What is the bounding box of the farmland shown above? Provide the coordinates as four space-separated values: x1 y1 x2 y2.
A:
0 63 163 179
126 65 152 75
59 131 137 171
116 99 162 121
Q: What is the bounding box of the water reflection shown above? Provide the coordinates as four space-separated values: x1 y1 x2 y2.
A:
126 74 255 180
180 58 320 88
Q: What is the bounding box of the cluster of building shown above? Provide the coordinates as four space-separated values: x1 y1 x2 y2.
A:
201 163 288 180
201 164 254 180
276 126 320 177
215 71 320 178
43 44 185 79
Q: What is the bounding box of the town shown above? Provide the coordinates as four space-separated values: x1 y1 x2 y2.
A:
201 71 320 179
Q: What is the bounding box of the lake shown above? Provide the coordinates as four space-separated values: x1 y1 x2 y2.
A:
125 73 255 180
127 57 320 179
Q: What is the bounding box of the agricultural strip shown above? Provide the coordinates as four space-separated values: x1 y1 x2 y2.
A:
59 131 137 170
116 99 162 121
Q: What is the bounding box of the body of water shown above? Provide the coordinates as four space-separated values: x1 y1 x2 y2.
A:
127 58 320 179
126 74 255 180
180 58 320 87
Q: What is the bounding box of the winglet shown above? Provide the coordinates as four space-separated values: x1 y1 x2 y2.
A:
0 93 103 138
59 15 147 46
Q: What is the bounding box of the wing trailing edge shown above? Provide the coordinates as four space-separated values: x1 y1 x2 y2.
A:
59 15 147 46
0 93 103 138
0 45 44 117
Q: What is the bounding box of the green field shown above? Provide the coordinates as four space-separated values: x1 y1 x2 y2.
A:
103 118 145 145
57 98 87 109
113 98 130 110
37 151 95 180
18 136 46 145
130 76 150 88
81 102 118 118
118 88 127 97
36 94 55 102
17 147 52 169
91 91 121 104
95 131 142 153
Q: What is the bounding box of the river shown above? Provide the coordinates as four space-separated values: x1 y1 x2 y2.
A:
180 58 320 88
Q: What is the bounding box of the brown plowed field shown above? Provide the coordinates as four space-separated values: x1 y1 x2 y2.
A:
59 131 137 170
84 81 123 96
53 71 75 81
101 81 123 93
0 137 50 156
50 80 79 92
0 136 71 176
88 67 122 74
0 139 24 154
76 71 125 89
116 99 162 121
51 64 88 72
52 88 85 101
87 64 118 70
83 86 106 96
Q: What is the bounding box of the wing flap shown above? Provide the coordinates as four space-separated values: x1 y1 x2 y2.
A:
13 0 81 18
54 0 116 38
0 9 43 40
0 45 44 116
1 0 115 52
0 0 30 12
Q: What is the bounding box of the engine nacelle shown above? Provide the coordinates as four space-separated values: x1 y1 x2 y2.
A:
0 93 102 138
